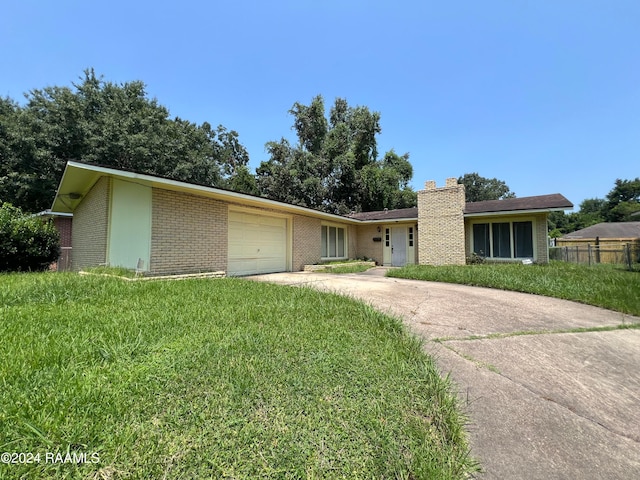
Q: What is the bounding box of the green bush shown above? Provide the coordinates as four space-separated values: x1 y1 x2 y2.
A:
0 202 60 272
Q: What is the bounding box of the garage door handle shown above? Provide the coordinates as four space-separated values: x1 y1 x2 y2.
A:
391 246 394 253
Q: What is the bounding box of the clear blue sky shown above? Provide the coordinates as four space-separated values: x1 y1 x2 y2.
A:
2 0 638 209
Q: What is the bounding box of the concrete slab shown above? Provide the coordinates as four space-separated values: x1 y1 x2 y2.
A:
249 271 640 479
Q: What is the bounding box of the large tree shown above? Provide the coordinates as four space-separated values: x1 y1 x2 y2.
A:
549 177 640 236
0 69 254 212
256 95 416 214
457 172 516 202
602 178 640 222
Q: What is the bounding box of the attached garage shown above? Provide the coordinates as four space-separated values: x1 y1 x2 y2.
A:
228 209 289 276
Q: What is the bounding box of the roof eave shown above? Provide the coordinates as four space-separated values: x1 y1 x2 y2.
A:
464 206 570 218
52 161 362 224
358 217 418 224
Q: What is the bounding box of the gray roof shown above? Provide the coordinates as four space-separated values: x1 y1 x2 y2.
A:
561 222 640 240
348 207 418 221
464 194 573 214
349 193 573 221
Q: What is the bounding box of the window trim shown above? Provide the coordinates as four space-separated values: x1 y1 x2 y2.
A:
469 218 536 260
321 223 348 260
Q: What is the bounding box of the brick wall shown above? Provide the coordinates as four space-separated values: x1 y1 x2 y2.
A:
292 215 322 270
72 177 110 271
534 213 549 263
355 224 383 264
150 188 228 275
417 178 466 265
53 216 73 271
54 217 72 247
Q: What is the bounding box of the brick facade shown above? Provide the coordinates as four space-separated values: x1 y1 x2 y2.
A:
417 178 466 265
292 215 322 271
150 188 228 275
72 177 110 271
534 213 549 263
355 224 383 264
53 216 73 271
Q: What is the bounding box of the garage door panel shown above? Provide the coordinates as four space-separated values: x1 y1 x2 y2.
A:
228 211 288 276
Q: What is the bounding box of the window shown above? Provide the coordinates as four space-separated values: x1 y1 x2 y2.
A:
472 223 490 257
472 221 534 259
322 225 347 259
385 228 390 247
408 227 414 247
492 223 511 258
514 221 533 258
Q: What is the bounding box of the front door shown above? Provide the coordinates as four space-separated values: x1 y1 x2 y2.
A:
391 227 407 266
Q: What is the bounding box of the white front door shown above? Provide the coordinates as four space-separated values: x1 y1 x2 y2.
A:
391 227 407 266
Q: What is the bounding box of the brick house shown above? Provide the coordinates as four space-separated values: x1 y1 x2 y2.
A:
35 209 73 271
51 162 572 275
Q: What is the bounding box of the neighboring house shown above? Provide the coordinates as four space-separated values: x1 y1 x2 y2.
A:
35 209 73 271
51 162 573 276
556 222 640 263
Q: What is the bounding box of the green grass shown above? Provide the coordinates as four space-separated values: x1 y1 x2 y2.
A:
387 261 640 316
318 264 374 274
83 265 138 278
318 259 372 265
0 273 476 479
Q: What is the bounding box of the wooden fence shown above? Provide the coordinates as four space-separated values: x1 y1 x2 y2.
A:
549 243 639 270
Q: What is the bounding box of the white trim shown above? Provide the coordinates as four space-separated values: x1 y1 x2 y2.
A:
62 161 358 224
464 207 567 218
468 216 538 260
355 217 418 224
320 223 348 260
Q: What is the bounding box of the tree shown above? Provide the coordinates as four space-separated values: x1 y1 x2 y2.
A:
457 173 516 202
550 177 640 236
603 178 640 222
548 198 605 238
257 95 416 214
0 69 253 212
0 202 60 271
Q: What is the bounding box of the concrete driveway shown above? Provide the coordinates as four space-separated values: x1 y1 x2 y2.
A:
249 268 640 479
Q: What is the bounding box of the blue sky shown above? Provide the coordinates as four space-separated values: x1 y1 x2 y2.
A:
2 0 638 209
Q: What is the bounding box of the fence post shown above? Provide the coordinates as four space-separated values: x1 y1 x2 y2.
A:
625 243 632 271
587 244 592 266
595 236 601 264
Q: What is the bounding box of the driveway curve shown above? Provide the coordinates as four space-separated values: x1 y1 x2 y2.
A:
249 268 640 480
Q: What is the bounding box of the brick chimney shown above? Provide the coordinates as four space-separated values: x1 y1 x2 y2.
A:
417 178 466 265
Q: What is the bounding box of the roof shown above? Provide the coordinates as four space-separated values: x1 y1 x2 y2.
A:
348 207 418 221
34 209 73 218
464 194 573 215
51 161 361 224
561 222 640 240
52 162 573 224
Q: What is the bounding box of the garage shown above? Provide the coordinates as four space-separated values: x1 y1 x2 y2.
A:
228 210 288 276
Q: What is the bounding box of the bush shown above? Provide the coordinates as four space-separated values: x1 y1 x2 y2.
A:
466 252 486 265
0 202 60 272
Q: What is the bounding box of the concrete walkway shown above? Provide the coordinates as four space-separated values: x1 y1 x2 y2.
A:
249 268 640 479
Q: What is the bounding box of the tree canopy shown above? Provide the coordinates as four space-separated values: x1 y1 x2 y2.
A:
0 69 255 212
548 177 640 237
256 95 416 214
457 173 516 202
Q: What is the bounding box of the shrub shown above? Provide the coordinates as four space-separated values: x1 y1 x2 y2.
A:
466 252 486 265
0 202 60 272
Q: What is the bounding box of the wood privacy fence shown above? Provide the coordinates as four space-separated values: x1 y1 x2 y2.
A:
549 243 639 270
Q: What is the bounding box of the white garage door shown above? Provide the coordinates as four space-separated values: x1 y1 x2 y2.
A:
228 211 288 276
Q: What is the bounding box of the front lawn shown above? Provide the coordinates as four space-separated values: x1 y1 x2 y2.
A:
0 273 476 479
387 261 640 316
